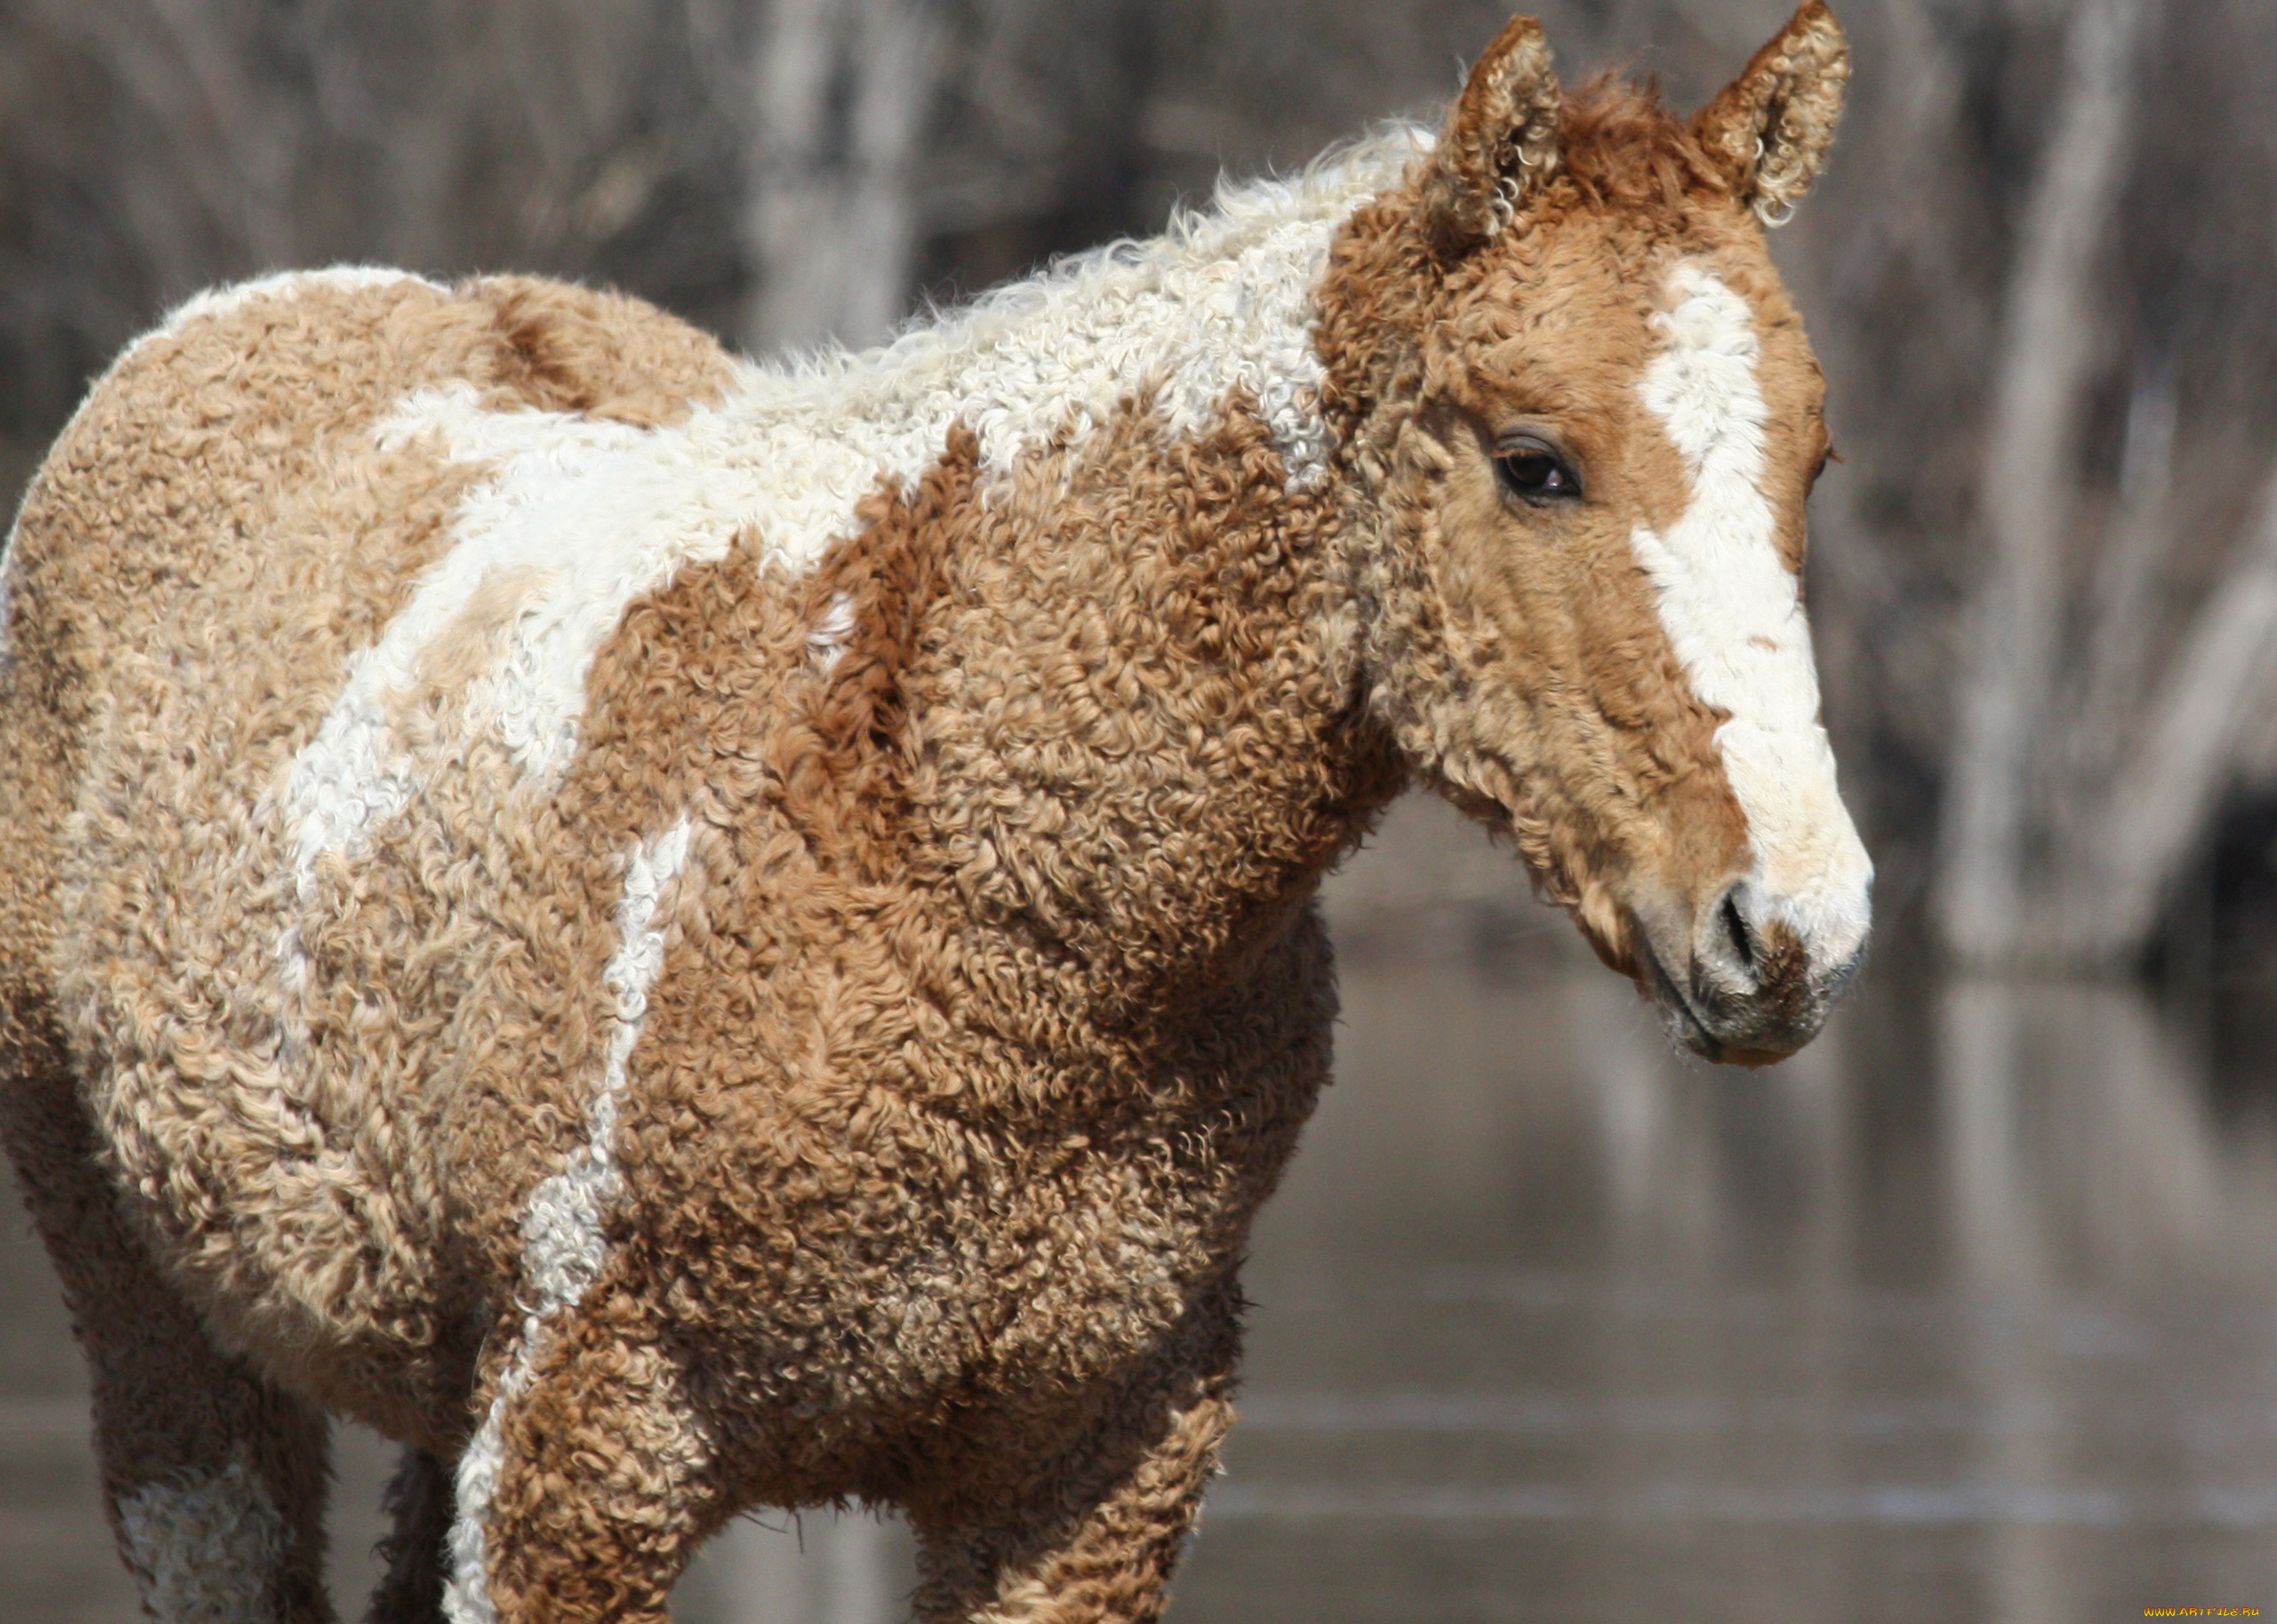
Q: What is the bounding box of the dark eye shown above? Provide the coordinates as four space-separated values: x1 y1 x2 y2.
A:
1495 439 1583 505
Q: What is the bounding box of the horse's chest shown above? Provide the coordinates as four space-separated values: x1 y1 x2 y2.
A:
625 992 1332 1489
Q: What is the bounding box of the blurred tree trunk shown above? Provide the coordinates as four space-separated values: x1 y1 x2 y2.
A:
739 0 945 355
1935 0 2150 967
2070 470 2277 959
1931 0 2277 973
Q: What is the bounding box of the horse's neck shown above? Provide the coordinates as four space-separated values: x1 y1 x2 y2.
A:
892 398 1398 1011
726 140 1420 993
723 134 1418 563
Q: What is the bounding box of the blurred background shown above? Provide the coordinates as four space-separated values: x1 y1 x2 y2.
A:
6 0 2277 1618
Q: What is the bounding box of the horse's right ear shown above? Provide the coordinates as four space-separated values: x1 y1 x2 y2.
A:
1692 1 1850 226
1418 15 1563 257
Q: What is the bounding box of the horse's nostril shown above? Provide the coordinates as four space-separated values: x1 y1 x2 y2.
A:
1719 889 1757 975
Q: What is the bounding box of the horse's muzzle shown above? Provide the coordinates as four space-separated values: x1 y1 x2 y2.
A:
1630 877 1868 1066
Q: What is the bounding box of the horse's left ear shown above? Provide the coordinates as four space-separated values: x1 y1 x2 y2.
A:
1692 1 1851 226
1418 15 1563 256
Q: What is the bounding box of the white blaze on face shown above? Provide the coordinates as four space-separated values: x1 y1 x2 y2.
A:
1629 262 1871 968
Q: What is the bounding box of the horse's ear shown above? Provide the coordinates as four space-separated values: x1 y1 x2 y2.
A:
1692 1 1850 226
1418 14 1563 256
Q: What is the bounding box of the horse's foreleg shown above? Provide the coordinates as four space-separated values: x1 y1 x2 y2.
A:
2 1040 334 1623
445 1289 722 1624
909 1352 1237 1624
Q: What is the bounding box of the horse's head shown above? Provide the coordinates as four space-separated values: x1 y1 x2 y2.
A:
1322 2 1869 1065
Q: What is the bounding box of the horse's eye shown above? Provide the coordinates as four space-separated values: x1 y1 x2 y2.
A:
1495 441 1583 505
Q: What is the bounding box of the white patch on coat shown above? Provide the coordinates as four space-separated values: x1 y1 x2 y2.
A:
1629 262 1872 966
152 266 450 342
277 133 1421 889
808 591 857 674
117 1459 289 1623
278 384 715 888
444 816 692 1624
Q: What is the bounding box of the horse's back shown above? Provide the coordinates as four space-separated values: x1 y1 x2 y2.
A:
0 269 736 1430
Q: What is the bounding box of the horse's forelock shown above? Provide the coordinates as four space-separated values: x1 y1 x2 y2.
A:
1554 76 1731 220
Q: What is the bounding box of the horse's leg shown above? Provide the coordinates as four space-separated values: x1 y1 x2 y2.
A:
446 1289 723 1624
367 1446 453 1624
3 515 338 1614
0 1031 334 1623
908 1323 1238 1624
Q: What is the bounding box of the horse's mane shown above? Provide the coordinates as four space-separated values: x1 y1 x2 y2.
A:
746 84 1721 388
762 127 1429 382
1555 75 1730 220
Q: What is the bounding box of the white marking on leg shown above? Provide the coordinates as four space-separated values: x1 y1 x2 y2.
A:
443 816 693 1624
1629 262 1872 964
117 1459 289 1624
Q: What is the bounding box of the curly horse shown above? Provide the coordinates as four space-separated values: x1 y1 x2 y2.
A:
0 6 1868 1620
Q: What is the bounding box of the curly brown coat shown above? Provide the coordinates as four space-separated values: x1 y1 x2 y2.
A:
0 8 1862 1621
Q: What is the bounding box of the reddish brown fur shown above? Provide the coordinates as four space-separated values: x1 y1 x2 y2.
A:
1556 76 1734 216
1316 41 1843 989
1318 153 1752 976
419 390 1395 1617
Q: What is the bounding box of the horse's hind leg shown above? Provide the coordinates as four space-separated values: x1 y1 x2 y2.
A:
1 1033 336 1623
368 1446 453 1624
4 559 334 1619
